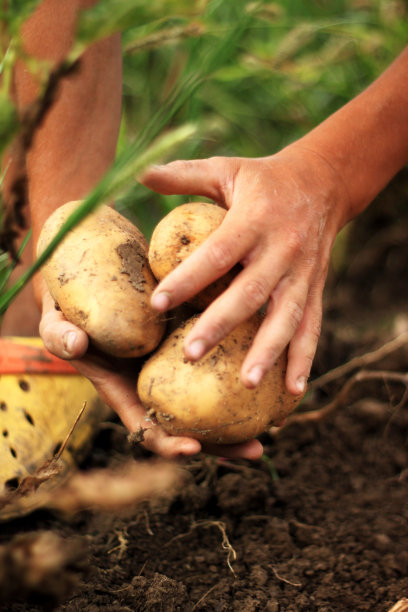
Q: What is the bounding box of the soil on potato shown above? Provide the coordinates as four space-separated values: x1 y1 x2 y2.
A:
2 171 408 612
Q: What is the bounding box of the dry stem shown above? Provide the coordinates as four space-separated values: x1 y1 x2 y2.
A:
284 370 408 427
310 331 408 390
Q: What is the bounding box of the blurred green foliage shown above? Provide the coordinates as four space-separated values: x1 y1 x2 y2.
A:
116 0 408 234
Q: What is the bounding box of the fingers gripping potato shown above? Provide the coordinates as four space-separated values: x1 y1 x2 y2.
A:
137 313 304 444
38 201 165 358
148 201 239 310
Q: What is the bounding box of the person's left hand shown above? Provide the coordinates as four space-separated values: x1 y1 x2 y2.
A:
39 291 263 460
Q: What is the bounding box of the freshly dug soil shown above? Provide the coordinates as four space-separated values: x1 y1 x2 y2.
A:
1 171 408 612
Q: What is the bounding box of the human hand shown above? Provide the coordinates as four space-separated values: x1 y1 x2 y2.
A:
39 291 263 460
141 145 350 395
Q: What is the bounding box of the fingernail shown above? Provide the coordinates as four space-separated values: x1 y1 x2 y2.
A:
296 376 307 395
63 331 77 356
151 292 171 311
186 339 206 360
247 365 264 387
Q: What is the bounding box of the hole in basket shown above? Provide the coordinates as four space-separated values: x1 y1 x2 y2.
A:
9 447 17 458
24 410 35 426
2 429 8 437
4 477 19 491
0 402 7 411
53 442 63 456
18 380 30 392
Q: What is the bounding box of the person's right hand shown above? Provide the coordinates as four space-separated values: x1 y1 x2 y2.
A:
141 144 350 396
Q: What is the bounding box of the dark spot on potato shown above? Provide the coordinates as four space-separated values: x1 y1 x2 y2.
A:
75 309 89 325
147 377 155 397
58 271 76 286
180 234 190 245
116 240 147 292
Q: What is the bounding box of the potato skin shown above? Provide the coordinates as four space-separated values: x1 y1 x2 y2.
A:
137 314 304 444
148 202 239 310
38 201 165 358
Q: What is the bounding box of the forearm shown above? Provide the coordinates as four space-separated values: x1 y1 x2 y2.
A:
292 46 408 226
14 0 122 303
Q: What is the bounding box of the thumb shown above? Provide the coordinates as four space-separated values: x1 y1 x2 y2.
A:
40 292 89 360
140 156 234 201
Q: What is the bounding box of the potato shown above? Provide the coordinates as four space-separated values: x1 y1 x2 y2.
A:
148 202 239 310
38 201 165 358
137 314 304 444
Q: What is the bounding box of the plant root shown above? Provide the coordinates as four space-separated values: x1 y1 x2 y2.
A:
281 370 408 428
165 519 237 576
310 330 408 391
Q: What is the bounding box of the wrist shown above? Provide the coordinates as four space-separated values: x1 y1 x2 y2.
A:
292 47 408 223
272 141 351 233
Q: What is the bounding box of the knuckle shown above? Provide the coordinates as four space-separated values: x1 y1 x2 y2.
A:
304 320 322 358
206 317 231 345
285 230 304 255
286 299 305 330
169 159 192 173
309 317 322 343
206 239 235 273
242 277 269 308
266 345 283 367
298 320 321 371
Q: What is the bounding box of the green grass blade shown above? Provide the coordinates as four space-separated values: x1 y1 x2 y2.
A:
0 230 31 295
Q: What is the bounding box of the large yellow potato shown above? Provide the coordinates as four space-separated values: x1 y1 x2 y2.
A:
38 201 165 358
137 314 304 444
148 202 239 310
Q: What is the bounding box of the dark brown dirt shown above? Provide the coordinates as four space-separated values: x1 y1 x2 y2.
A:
1 171 408 612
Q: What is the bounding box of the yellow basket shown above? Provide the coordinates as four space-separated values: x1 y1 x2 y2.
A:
0 337 110 519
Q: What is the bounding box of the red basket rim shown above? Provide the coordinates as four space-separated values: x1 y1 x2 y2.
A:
0 338 78 375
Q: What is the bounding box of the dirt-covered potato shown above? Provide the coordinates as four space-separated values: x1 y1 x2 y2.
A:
137 314 304 444
38 201 165 358
148 202 239 310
